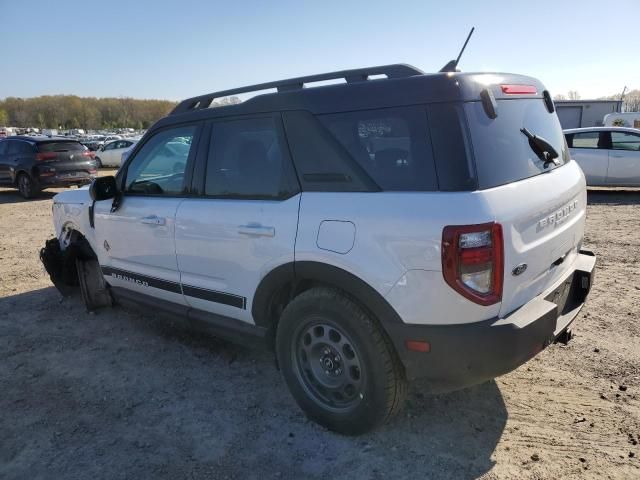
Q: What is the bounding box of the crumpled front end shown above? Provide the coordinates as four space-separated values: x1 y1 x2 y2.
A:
39 237 78 296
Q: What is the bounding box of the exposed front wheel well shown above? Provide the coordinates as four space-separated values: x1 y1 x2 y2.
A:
58 229 97 286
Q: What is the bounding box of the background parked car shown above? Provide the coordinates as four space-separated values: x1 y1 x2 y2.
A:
564 127 640 186
94 139 138 168
0 136 97 198
80 139 103 151
121 144 136 165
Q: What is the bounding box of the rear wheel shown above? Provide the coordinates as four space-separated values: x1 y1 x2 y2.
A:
276 287 406 435
17 173 40 199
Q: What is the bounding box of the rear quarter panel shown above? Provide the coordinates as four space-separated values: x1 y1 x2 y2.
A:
295 191 501 325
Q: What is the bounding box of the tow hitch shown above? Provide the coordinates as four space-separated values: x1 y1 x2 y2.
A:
555 328 573 345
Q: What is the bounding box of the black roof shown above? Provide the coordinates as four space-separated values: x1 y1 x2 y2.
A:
157 64 545 129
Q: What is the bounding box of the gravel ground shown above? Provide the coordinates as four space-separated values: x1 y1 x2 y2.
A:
0 182 639 479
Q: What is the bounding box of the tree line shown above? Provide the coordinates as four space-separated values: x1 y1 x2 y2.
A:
0 95 178 130
2 90 637 130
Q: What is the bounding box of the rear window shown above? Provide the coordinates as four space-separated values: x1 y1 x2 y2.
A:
37 141 86 153
465 99 570 189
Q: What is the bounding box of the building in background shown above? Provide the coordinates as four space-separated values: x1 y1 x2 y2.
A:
555 100 622 129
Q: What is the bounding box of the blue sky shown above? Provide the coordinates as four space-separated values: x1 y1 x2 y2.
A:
1 0 637 101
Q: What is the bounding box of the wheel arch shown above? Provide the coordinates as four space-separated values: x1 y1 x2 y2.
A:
252 261 404 342
13 168 32 185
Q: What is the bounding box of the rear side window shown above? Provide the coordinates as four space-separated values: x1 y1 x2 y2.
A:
611 131 640 151
205 116 297 199
318 106 438 191
38 141 85 153
426 103 476 191
8 141 34 154
465 99 570 189
282 111 377 192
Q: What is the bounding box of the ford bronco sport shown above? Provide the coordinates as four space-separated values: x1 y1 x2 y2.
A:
41 63 596 434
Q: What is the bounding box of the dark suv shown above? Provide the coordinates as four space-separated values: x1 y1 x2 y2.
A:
0 136 97 198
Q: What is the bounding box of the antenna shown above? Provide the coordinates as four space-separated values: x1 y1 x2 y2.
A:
439 27 475 73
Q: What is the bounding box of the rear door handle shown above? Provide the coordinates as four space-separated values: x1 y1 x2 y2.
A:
140 215 166 226
238 224 275 237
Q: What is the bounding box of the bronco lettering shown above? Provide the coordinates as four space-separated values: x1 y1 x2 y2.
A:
111 273 149 287
538 200 578 229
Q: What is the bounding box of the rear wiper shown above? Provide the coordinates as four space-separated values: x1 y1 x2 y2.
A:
520 127 559 167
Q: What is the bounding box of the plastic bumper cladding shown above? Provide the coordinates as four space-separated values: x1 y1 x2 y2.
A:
386 250 596 392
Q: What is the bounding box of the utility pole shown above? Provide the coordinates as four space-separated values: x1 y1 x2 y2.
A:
619 86 627 112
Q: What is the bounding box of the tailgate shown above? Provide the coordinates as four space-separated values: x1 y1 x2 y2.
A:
463 91 587 317
483 161 587 317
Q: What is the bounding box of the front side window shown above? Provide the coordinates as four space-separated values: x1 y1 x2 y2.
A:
568 131 601 149
125 125 197 195
319 107 437 191
611 131 640 151
205 117 293 198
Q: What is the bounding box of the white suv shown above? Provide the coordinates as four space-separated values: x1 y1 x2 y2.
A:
41 64 596 434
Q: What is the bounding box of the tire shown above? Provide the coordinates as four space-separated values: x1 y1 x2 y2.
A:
94 157 103 169
276 287 407 435
16 173 40 199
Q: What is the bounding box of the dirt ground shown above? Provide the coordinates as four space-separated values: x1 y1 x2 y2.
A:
0 179 639 480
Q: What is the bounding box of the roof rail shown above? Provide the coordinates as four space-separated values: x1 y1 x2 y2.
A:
170 63 424 116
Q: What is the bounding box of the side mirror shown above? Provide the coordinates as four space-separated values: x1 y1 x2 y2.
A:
89 176 118 201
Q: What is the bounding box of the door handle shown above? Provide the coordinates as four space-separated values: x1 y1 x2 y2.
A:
238 224 275 237
140 215 166 226
610 153 625 158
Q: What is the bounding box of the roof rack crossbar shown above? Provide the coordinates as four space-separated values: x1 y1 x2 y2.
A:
170 63 424 115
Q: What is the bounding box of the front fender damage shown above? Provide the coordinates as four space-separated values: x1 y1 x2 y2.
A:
40 237 78 296
40 236 112 311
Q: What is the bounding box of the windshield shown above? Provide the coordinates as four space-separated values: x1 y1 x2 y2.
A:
465 99 570 189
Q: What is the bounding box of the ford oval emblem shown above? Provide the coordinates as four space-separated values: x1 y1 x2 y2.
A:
512 263 527 276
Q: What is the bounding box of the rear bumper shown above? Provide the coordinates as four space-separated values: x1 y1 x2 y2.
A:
38 173 95 188
386 250 596 391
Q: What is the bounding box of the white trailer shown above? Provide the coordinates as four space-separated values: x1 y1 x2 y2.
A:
604 112 640 129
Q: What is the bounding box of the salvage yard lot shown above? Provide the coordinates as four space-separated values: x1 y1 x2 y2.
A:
1 185 639 479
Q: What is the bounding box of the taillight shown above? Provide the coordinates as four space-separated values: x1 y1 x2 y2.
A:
442 223 503 306
35 152 57 161
82 150 95 159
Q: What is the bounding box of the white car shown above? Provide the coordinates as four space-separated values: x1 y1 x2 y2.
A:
94 139 138 168
564 127 640 186
41 65 596 434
